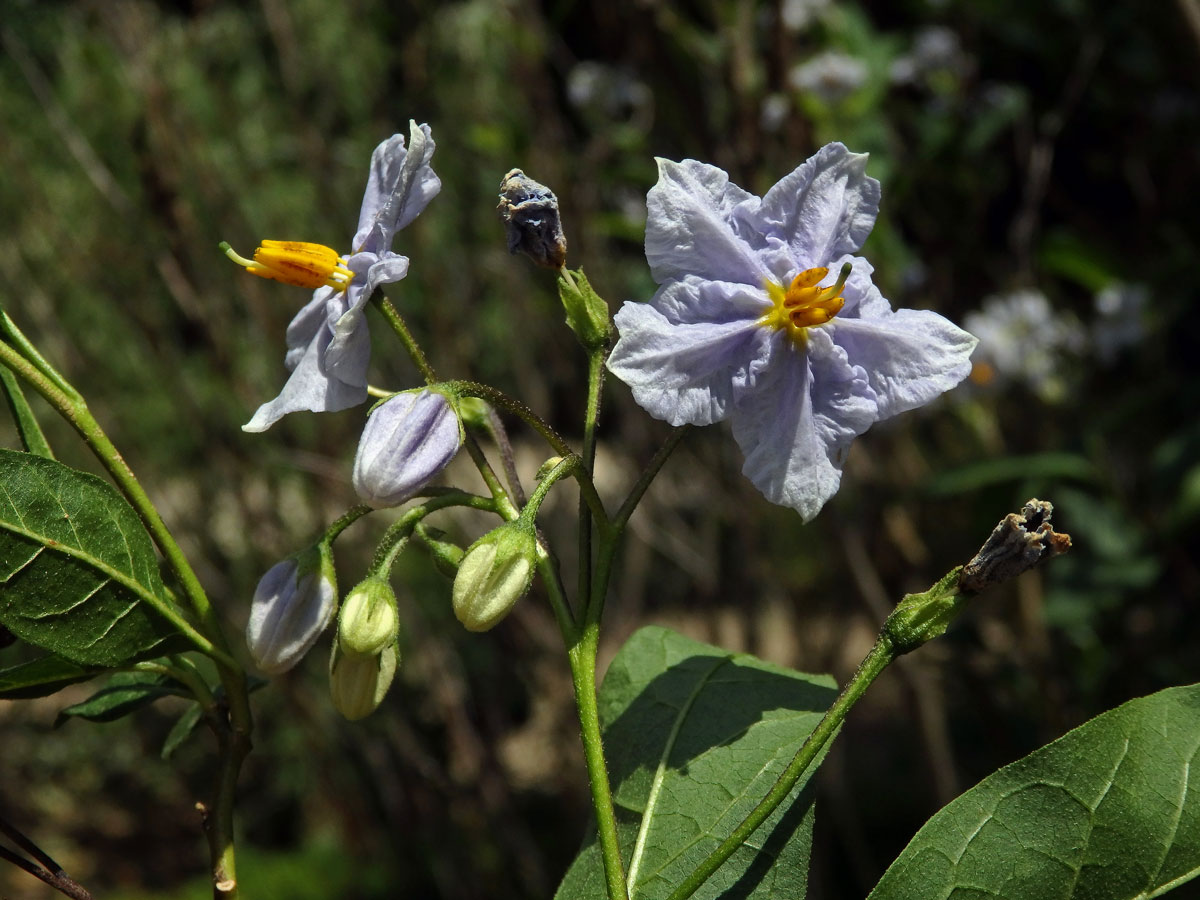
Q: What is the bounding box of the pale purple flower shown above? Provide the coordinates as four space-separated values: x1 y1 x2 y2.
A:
607 143 977 521
247 553 337 674
244 121 442 432
352 389 463 507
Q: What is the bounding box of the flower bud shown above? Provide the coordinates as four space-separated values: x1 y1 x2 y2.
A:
353 389 462 507
329 641 399 721
452 522 537 632
246 546 337 675
337 576 399 658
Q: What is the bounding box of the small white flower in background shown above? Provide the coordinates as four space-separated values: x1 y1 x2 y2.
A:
781 0 832 31
890 26 970 86
964 289 1085 403
760 93 792 133
788 51 869 104
1091 282 1148 364
352 389 463 507
246 549 337 674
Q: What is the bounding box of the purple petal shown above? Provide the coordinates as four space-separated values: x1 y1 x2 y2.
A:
830 309 978 420
353 121 441 253
244 296 369 432
608 279 771 426
731 330 877 521
353 390 463 507
246 558 336 675
645 159 769 286
747 143 880 267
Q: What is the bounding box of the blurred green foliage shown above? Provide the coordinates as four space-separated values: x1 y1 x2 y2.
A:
0 0 1197 897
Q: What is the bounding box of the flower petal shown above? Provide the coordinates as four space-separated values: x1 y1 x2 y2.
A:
353 121 442 253
353 390 463 507
830 308 978 420
645 158 769 286
731 330 877 521
748 142 880 267
244 305 368 432
608 280 770 426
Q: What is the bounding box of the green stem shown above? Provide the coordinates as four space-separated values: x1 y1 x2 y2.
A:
371 492 497 574
566 619 629 900
451 380 574 457
664 635 897 900
371 293 438 385
613 427 689 531
0 364 54 458
578 350 606 624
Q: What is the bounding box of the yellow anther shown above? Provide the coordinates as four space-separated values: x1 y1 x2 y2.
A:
759 263 852 345
220 240 354 292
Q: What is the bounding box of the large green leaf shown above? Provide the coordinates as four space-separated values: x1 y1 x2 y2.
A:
0 449 182 665
870 684 1200 900
556 626 836 900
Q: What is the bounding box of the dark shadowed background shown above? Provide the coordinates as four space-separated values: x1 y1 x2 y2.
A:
1 0 1198 897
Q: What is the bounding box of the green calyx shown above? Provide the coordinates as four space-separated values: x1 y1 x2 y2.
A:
558 267 612 353
881 567 966 656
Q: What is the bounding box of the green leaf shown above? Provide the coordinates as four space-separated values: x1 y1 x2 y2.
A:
555 626 836 900
870 684 1200 900
54 671 184 726
0 449 183 665
0 653 101 699
161 701 204 760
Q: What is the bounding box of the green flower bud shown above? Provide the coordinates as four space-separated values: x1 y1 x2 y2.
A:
337 576 398 658
557 268 611 352
414 525 465 580
452 522 537 632
535 456 565 482
329 640 399 721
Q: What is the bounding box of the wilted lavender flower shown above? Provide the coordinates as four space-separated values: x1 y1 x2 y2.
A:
352 389 463 507
788 51 869 104
240 121 441 432
607 144 977 521
964 289 1085 402
246 551 337 674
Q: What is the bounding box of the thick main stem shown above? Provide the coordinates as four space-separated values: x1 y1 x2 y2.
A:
568 621 630 900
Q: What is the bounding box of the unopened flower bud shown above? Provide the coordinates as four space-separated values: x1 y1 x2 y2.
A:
329 641 399 721
535 457 565 482
414 525 465 579
452 522 537 632
498 169 567 269
353 389 462 507
246 546 337 675
337 576 398 658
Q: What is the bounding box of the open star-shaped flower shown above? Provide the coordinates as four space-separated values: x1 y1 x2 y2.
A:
240 121 441 432
607 143 977 521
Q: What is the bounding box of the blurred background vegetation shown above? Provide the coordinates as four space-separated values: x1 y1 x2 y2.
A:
1 0 1198 897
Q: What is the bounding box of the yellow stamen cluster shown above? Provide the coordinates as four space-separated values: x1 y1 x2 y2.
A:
220 240 354 292
760 263 851 346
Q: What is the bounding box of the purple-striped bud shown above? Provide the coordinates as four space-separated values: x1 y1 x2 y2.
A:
353 389 462 507
246 546 337 674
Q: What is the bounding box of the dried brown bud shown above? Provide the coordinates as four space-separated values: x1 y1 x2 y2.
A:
498 169 567 269
959 498 1072 593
